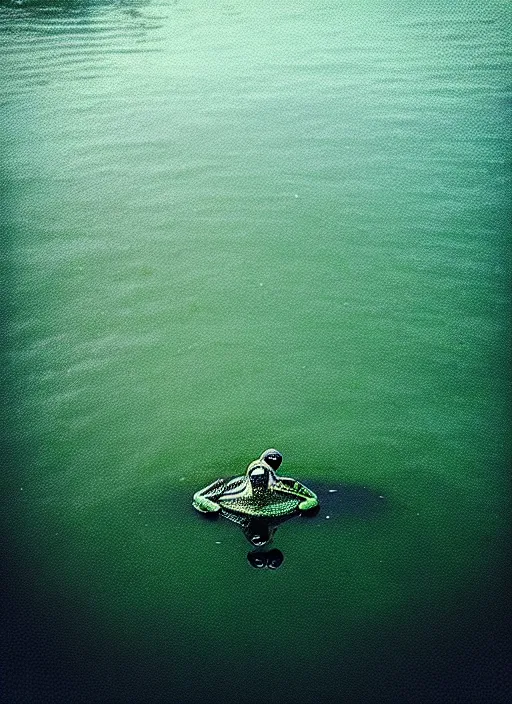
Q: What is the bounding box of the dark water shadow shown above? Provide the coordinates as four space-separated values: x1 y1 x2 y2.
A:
306 477 388 520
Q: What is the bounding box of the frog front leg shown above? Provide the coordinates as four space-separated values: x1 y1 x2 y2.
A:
193 494 221 513
298 495 319 511
277 477 319 512
192 478 225 513
291 480 319 511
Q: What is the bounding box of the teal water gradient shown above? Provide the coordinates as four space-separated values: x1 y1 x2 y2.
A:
1 1 510 702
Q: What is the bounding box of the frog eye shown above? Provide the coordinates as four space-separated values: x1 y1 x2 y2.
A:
261 450 282 470
249 466 267 485
266 549 284 570
247 552 267 569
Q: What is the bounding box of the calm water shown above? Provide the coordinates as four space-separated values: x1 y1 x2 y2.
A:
1 1 510 702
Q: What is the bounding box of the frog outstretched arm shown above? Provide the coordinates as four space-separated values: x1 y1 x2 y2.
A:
193 476 241 513
192 449 319 518
274 476 319 511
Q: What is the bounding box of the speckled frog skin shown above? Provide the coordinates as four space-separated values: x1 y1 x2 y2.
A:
192 449 319 517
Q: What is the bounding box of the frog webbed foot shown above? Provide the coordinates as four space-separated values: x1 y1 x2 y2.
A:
192 478 226 513
298 496 320 512
193 496 221 513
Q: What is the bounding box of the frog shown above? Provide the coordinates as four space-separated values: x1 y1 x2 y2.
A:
192 449 319 518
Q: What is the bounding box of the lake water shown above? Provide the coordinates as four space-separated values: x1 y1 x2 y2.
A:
1 1 510 702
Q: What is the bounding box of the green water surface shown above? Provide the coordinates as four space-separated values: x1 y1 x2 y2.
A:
1 1 510 702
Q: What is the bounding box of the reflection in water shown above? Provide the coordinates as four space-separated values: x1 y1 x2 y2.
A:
221 509 299 546
0 0 163 57
222 509 299 546
221 511 296 570
248 548 284 570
